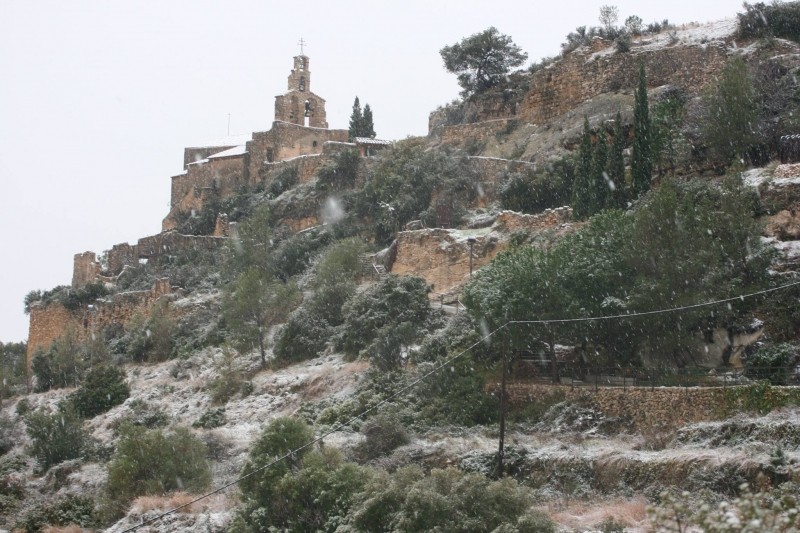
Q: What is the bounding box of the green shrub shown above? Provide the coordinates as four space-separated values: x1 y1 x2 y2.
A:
0 415 15 457
110 399 168 432
336 274 435 366
193 407 226 429
273 309 333 363
209 349 245 404
67 365 129 419
746 343 797 385
24 405 88 472
121 302 176 363
351 466 543 532
738 2 800 42
317 149 360 190
354 413 409 461
238 448 371 532
106 425 211 506
267 164 299 197
14 494 97 533
271 230 333 281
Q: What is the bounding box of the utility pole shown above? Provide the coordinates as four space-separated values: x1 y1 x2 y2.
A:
497 320 508 478
467 236 476 277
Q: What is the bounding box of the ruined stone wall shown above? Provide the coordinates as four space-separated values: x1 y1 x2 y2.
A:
104 232 226 277
391 209 573 297
72 252 102 288
164 154 246 230
439 119 515 148
183 145 237 169
519 44 729 125
26 279 172 369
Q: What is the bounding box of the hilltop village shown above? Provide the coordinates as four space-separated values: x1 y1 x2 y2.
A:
5 4 800 531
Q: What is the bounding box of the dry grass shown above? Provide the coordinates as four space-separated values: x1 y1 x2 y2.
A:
548 497 649 532
130 492 231 515
42 527 86 533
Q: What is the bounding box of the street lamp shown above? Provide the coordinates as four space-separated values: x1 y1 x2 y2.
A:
467 237 477 277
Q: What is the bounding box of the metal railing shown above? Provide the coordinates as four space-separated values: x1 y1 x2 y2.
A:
512 361 800 390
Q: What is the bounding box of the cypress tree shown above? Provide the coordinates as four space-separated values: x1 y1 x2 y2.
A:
362 104 376 138
348 97 363 141
572 116 593 219
590 128 609 215
607 112 627 209
631 64 652 198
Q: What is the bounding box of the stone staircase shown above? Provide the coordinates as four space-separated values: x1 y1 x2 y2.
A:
361 254 387 279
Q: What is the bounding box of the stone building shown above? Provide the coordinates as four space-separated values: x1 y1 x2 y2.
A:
162 54 349 231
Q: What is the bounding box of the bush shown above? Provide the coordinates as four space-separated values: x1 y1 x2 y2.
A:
316 149 360 190
335 275 436 367
267 164 299 197
121 302 176 363
746 343 797 385
25 405 88 472
193 407 226 429
31 329 85 392
14 494 96 533
68 365 129 419
738 2 800 42
499 162 574 214
238 448 370 532
208 349 246 404
350 466 546 532
0 415 15 457
106 425 211 506
239 417 314 508
354 413 410 461
110 399 168 432
273 309 333 363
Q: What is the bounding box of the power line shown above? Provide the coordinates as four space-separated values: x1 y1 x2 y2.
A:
120 278 800 531
510 280 800 325
120 324 505 532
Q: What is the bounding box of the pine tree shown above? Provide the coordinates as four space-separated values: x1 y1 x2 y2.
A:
631 64 652 199
590 128 609 215
362 104 376 138
348 97 363 141
607 112 627 209
572 116 593 219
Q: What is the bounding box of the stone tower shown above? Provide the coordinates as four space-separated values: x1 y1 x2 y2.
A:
274 55 329 128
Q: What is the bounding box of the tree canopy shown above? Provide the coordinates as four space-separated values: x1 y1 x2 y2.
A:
440 27 527 97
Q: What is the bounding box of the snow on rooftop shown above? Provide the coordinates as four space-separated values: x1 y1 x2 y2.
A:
186 133 252 149
354 137 392 145
208 145 247 159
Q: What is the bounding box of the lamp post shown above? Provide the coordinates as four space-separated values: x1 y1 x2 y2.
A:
467 237 477 277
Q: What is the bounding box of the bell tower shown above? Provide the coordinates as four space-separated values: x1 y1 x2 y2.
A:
274 53 328 128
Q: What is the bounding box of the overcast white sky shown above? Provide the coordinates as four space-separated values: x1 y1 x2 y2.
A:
0 0 746 342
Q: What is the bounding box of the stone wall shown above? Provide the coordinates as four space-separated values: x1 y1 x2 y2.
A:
262 154 324 186
105 231 226 277
72 252 103 288
498 383 749 429
26 279 172 369
391 209 573 298
439 119 515 147
247 121 349 182
517 44 730 126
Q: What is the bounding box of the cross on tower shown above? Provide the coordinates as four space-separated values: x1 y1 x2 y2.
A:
298 37 307 54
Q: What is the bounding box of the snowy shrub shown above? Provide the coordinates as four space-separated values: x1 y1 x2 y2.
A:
14 494 97 533
649 483 800 531
273 309 333 363
192 407 226 429
106 425 210 506
24 405 88 472
67 365 129 419
237 448 371 532
267 164 298 197
738 2 800 42
238 417 314 509
746 343 797 385
316 148 360 190
354 413 409 461
350 466 549 532
110 399 168 432
335 274 436 366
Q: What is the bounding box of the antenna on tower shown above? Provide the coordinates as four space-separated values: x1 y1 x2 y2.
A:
298 37 307 54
